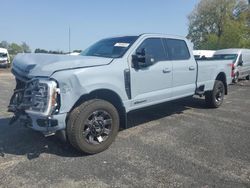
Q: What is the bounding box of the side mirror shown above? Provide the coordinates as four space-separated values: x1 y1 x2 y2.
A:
238 55 243 66
132 55 141 69
132 48 154 69
238 60 243 66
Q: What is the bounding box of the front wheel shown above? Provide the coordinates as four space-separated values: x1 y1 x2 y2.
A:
67 99 120 154
205 80 225 108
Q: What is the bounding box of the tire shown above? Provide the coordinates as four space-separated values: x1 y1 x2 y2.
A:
67 99 119 154
246 75 250 80
205 80 225 108
4 63 10 69
233 72 239 83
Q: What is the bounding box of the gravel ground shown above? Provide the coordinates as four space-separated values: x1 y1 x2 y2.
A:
0 69 250 188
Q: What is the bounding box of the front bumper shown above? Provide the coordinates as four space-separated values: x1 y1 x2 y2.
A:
0 62 9 67
8 76 64 135
19 112 67 135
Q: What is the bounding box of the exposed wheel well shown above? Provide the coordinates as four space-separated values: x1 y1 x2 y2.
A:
69 89 127 129
216 72 228 95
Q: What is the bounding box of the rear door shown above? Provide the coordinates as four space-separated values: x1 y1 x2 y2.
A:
164 39 196 98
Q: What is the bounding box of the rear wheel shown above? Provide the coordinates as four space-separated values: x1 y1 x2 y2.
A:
233 72 239 83
205 80 225 108
67 99 119 154
246 75 250 80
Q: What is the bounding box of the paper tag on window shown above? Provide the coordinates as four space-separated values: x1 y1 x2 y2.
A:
114 43 130 47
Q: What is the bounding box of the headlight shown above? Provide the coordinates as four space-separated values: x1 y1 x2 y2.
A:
24 79 60 116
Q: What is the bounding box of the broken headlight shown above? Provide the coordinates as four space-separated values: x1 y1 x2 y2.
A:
23 79 60 116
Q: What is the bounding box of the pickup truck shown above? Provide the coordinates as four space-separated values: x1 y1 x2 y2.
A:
8 34 233 154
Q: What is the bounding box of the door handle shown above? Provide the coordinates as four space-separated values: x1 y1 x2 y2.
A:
189 66 195 71
163 68 171 73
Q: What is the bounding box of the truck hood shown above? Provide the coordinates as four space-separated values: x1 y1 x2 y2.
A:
12 53 113 79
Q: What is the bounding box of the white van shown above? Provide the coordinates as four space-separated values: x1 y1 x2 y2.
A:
193 50 216 60
0 48 10 68
213 49 250 82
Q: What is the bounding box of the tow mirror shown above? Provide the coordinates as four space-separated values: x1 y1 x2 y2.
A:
132 48 154 69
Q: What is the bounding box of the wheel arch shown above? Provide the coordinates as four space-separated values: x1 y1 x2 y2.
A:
215 72 228 95
68 89 127 129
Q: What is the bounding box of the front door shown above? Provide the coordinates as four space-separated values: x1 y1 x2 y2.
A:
129 38 173 109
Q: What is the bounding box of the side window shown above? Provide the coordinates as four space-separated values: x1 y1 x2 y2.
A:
165 39 190 60
136 38 168 62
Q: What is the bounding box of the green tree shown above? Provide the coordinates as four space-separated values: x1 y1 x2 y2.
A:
187 0 250 49
73 50 82 53
8 43 23 55
34 48 48 53
21 42 31 53
0 41 31 55
0 41 9 49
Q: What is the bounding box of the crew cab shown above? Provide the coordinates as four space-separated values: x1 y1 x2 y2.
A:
8 34 232 154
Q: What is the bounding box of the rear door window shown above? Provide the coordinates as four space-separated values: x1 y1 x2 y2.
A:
164 39 190 60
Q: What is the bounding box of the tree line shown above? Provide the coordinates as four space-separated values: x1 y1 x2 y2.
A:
187 0 250 50
0 41 31 54
0 41 82 56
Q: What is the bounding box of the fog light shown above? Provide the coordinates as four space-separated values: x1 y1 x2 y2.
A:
37 119 58 127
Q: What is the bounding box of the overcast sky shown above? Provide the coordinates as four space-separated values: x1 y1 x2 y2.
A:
0 0 199 52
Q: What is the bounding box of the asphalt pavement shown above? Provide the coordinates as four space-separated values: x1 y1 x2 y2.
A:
0 68 250 188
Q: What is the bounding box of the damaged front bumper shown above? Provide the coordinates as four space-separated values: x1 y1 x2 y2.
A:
8 78 67 136
13 113 67 136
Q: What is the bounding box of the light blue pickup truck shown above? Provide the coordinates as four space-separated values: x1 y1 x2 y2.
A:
8 34 232 154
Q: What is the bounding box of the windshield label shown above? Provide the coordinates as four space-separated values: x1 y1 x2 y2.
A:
114 43 130 48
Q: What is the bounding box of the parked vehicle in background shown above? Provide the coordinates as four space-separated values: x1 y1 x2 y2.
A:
8 34 232 154
0 48 10 68
69 52 80 56
193 50 215 60
213 49 250 83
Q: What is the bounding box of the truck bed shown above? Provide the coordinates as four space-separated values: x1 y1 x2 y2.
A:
196 59 233 92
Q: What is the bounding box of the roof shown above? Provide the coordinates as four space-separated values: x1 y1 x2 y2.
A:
0 48 8 53
139 33 187 40
104 33 187 41
215 48 250 54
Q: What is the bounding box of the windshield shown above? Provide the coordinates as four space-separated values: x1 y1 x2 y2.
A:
213 54 238 61
81 36 138 58
0 53 7 58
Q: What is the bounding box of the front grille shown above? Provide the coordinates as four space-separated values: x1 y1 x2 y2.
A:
8 79 26 112
16 79 26 90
